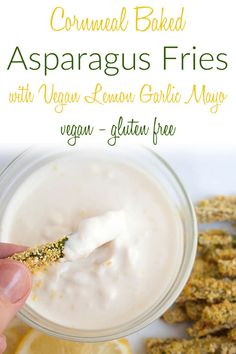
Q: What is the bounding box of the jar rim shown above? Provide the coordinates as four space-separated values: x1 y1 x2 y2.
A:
0 146 198 341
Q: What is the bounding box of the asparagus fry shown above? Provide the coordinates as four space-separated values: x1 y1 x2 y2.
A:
185 301 206 321
227 327 236 341
216 248 236 261
158 195 236 351
187 301 236 337
196 195 236 223
146 336 236 354
218 258 236 278
162 304 189 324
10 236 68 272
206 248 236 263
178 277 236 304
191 257 218 279
198 229 233 252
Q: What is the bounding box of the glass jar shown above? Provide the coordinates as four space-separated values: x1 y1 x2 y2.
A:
0 146 197 341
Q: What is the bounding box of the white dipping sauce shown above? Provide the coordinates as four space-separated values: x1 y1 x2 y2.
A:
64 211 127 261
1 151 183 329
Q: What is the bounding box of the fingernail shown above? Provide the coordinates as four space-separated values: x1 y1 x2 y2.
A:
0 261 30 304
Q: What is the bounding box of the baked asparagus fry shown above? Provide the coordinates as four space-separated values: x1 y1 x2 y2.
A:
159 197 236 352
146 336 236 354
196 195 236 223
162 304 189 324
10 236 68 272
227 327 236 341
198 229 233 252
205 247 236 263
187 301 236 337
185 301 206 321
191 257 218 279
218 258 236 278
177 277 236 304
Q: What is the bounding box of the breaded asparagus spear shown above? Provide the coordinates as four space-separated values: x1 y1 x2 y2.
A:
10 236 68 272
185 301 206 321
178 277 236 304
206 248 236 263
227 327 236 341
162 304 189 324
191 257 218 279
146 336 236 354
198 229 233 252
218 258 236 278
196 195 236 223
187 301 236 337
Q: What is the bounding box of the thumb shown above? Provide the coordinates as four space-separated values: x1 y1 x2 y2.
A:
0 260 32 334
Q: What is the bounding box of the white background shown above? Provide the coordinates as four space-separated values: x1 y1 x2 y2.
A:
0 0 235 147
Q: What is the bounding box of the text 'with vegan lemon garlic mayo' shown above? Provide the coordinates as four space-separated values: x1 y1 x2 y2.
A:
1 152 183 329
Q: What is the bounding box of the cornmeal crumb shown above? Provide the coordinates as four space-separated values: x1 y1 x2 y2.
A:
10 236 68 273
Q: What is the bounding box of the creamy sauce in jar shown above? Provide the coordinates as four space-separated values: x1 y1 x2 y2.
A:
1 151 183 329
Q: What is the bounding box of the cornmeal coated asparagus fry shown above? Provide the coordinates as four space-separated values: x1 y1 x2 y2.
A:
10 236 68 272
159 205 236 351
162 304 189 324
202 248 236 266
177 277 236 304
206 248 236 263
227 327 236 341
198 229 233 253
191 257 218 279
146 336 236 354
187 301 236 337
185 301 206 321
218 258 236 278
216 248 236 261
196 195 236 223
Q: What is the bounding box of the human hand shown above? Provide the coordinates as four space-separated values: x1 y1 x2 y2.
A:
0 243 32 353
